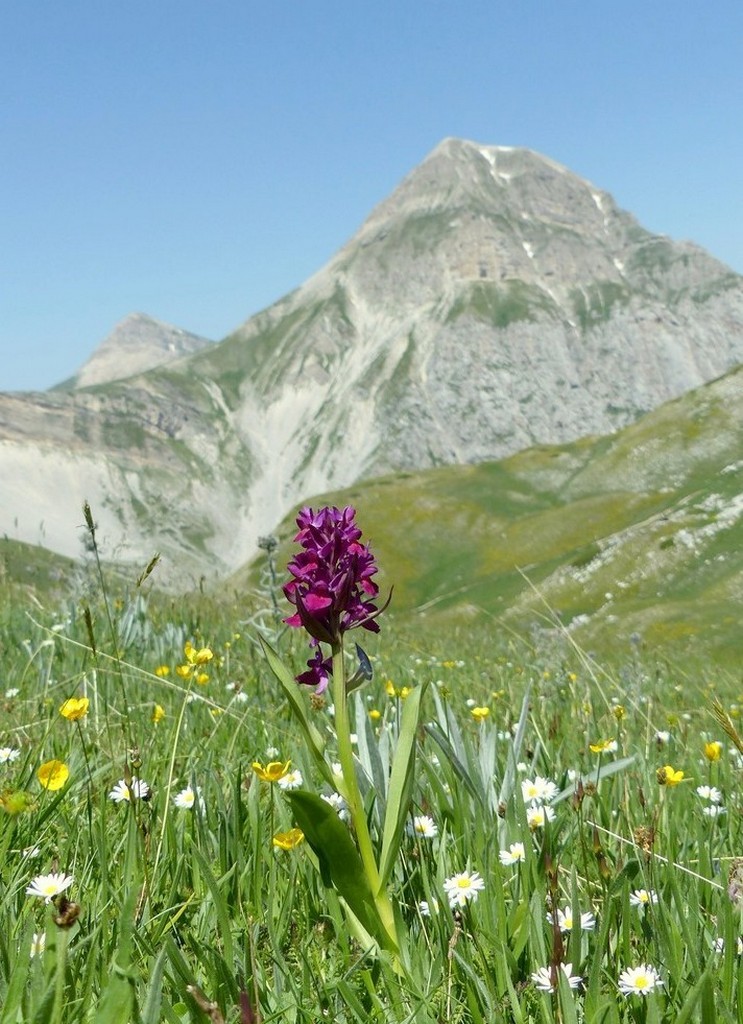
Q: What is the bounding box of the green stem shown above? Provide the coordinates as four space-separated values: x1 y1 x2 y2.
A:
331 641 398 949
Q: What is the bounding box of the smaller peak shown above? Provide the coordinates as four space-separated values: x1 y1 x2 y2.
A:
72 313 213 389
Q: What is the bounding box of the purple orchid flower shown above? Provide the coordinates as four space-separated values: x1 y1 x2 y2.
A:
283 506 389 688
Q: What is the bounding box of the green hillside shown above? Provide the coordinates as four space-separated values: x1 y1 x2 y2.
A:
240 365 743 666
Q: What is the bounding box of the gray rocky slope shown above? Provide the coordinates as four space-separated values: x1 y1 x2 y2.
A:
1 138 742 584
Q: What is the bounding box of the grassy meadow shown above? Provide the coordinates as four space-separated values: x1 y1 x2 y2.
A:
1 532 742 1023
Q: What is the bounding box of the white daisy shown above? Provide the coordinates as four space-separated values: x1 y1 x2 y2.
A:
173 786 199 809
30 932 46 958
696 785 722 803
26 872 74 903
526 803 556 830
547 905 596 932
0 747 20 764
321 792 350 822
277 769 304 791
618 964 663 996
714 936 743 955
629 889 658 908
408 814 438 839
108 778 150 803
418 898 439 917
654 730 670 745
703 804 726 818
5 688 20 699
443 870 486 908
531 963 582 993
521 776 558 803
499 842 526 866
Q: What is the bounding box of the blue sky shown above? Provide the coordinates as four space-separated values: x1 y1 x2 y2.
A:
2 1 741 391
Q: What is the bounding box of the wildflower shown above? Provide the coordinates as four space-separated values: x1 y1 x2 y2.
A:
443 870 486 907
499 842 526 866
283 506 387 687
703 804 726 818
272 828 305 850
527 804 556 830
590 738 617 754
547 905 596 932
277 769 304 791
714 936 743 955
531 963 582 993
418 899 439 917
0 747 20 764
521 777 558 803
184 642 213 666
385 680 398 697
612 704 626 720
697 785 722 802
154 665 170 677
59 697 89 721
629 889 658 908
29 932 46 958
252 760 291 783
5 688 20 699
618 964 663 996
151 704 165 724
295 648 333 693
26 872 74 903
173 786 198 809
407 814 438 838
654 730 670 745
321 792 350 822
36 760 69 791
108 778 150 803
657 765 684 786
195 673 210 685
470 706 490 722
368 708 381 720
175 665 191 679
704 741 723 762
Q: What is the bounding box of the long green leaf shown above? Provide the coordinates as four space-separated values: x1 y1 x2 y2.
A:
378 682 426 889
1 923 35 1024
423 723 482 805
287 790 391 950
140 947 168 1024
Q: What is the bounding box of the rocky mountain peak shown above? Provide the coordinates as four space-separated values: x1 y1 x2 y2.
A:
70 312 213 389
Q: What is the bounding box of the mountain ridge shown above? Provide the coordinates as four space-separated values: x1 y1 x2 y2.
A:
1 137 742 583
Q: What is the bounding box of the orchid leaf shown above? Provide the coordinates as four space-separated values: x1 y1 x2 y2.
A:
287 790 393 950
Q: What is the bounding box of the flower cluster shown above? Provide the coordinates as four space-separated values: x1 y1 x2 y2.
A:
283 506 385 690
